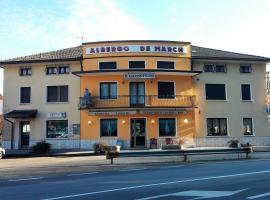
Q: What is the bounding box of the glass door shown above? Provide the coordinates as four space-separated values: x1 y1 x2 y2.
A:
20 121 30 149
130 82 145 107
130 119 146 148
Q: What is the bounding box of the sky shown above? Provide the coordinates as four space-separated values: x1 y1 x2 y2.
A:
1 0 270 94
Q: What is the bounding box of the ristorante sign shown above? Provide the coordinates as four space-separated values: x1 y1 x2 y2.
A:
85 45 187 55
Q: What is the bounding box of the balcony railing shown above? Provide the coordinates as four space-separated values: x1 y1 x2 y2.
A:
78 95 196 109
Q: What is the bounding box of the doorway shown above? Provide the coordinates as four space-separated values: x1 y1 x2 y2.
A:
130 118 146 148
20 121 30 149
129 82 145 107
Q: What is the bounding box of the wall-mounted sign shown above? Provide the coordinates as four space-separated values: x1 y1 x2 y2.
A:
124 73 155 80
85 45 187 55
267 106 270 113
89 111 137 116
89 110 186 116
47 112 66 119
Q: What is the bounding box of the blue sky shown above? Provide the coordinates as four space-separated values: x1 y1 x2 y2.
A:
1 0 270 93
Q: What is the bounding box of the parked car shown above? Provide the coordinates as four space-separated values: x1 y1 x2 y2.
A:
0 146 5 159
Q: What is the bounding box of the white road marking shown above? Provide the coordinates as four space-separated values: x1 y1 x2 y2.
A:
247 192 270 199
137 189 247 200
42 170 270 200
119 168 147 172
160 165 184 169
8 177 43 182
67 172 98 176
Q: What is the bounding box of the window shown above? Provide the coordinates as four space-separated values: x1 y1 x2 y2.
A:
20 68 32 76
243 118 253 136
58 66 70 74
159 118 176 137
215 64 227 73
204 64 214 72
157 61 174 69
47 120 68 138
99 62 117 70
20 87 31 103
158 82 175 98
204 64 226 73
100 119 117 137
100 82 117 99
47 86 68 102
241 84 251 101
240 65 252 73
46 65 69 75
205 84 226 100
129 61 145 69
207 118 227 136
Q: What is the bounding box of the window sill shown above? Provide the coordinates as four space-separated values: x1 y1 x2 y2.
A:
46 138 69 140
19 103 31 105
47 102 69 104
100 137 118 139
206 100 228 102
158 136 177 138
206 135 229 137
243 135 255 137
241 100 254 102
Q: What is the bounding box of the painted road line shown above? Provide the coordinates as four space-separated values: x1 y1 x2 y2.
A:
8 177 43 182
42 170 270 200
137 189 247 200
119 168 148 172
160 165 184 169
67 172 98 176
247 192 270 199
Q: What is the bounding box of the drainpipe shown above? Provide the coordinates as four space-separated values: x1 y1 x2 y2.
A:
4 118 14 150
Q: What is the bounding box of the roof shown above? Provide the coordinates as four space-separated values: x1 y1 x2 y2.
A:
0 42 269 65
0 46 82 65
4 109 37 119
191 45 270 62
82 40 191 45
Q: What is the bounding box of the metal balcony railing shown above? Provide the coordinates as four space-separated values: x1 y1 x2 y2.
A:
78 95 196 109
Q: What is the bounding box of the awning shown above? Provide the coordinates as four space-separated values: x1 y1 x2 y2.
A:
4 109 38 119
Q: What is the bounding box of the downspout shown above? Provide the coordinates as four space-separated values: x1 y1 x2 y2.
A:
4 118 14 150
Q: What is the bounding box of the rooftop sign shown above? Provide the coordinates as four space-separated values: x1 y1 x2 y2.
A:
85 45 187 55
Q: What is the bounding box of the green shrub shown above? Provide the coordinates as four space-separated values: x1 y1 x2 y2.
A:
228 139 240 148
31 140 51 154
93 142 108 154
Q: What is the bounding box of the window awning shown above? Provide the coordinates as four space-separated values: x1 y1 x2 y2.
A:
4 109 38 119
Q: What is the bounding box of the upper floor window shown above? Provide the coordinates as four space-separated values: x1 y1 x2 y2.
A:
205 84 226 100
241 84 252 101
204 64 226 73
157 61 175 70
20 68 32 76
46 65 69 75
158 82 175 99
100 82 117 99
99 62 117 70
240 65 252 73
129 61 145 69
20 87 31 103
47 85 68 102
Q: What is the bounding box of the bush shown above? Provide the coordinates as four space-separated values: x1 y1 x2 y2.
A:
93 142 108 154
228 139 240 148
31 140 51 154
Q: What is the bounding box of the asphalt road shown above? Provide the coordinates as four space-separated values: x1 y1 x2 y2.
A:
1 159 270 200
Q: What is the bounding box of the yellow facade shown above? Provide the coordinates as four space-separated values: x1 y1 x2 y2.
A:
78 41 197 148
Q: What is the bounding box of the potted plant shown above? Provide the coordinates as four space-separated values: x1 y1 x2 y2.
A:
150 138 157 149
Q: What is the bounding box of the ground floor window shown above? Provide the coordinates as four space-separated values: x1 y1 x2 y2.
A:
207 118 227 136
47 120 68 138
159 118 176 137
100 119 118 137
243 118 253 136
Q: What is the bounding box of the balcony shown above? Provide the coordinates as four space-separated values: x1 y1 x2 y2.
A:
78 95 196 110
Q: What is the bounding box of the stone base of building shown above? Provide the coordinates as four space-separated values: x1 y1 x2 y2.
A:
195 136 270 147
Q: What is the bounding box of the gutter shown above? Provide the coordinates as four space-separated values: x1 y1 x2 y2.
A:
4 118 14 150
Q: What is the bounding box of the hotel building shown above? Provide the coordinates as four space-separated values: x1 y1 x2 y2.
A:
1 40 270 150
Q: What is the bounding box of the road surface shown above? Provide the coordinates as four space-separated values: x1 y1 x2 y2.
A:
1 159 270 199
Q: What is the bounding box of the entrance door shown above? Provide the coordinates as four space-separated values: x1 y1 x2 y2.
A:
20 121 30 149
130 82 145 107
131 119 146 148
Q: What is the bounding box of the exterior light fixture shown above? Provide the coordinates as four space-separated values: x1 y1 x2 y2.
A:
122 120 126 124
183 119 189 124
151 119 155 124
88 120 92 125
